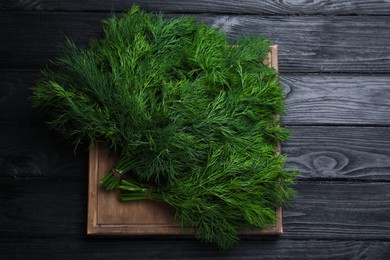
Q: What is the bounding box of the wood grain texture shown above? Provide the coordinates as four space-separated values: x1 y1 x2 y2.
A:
284 126 390 180
2 13 390 73
0 70 41 122
2 179 390 240
1 0 389 258
0 179 87 236
0 123 88 178
284 181 390 240
1 238 390 260
2 125 390 180
3 71 390 126
282 75 390 126
2 0 390 15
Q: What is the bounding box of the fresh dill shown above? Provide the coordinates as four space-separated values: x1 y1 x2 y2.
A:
31 6 297 249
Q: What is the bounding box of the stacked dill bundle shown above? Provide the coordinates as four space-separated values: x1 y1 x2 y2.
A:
31 6 296 249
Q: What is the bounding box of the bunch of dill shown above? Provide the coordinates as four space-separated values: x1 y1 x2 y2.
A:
31 6 296 249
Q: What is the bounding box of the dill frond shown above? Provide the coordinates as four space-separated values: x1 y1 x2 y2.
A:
31 5 297 250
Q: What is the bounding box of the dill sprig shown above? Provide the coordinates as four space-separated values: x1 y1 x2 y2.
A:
119 142 295 249
31 6 297 249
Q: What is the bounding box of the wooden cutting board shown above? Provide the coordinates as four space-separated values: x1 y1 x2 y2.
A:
87 45 283 235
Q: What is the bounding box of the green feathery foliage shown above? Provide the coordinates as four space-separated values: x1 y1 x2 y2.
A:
31 6 297 249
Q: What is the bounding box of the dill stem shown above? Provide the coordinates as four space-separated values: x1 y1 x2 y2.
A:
118 179 163 201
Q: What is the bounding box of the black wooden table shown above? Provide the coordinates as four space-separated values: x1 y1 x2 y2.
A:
1 1 390 259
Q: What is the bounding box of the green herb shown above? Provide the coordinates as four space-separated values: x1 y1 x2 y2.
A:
31 6 297 249
119 145 295 249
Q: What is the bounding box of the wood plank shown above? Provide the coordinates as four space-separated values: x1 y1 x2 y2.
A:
0 123 88 178
282 74 390 126
0 70 41 122
284 181 390 240
1 179 390 240
0 12 103 70
0 179 87 236
3 71 390 126
1 238 389 259
1 13 390 73
284 126 390 180
1 125 390 180
2 0 390 15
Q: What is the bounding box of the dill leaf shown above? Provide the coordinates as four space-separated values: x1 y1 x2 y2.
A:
31 5 297 250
